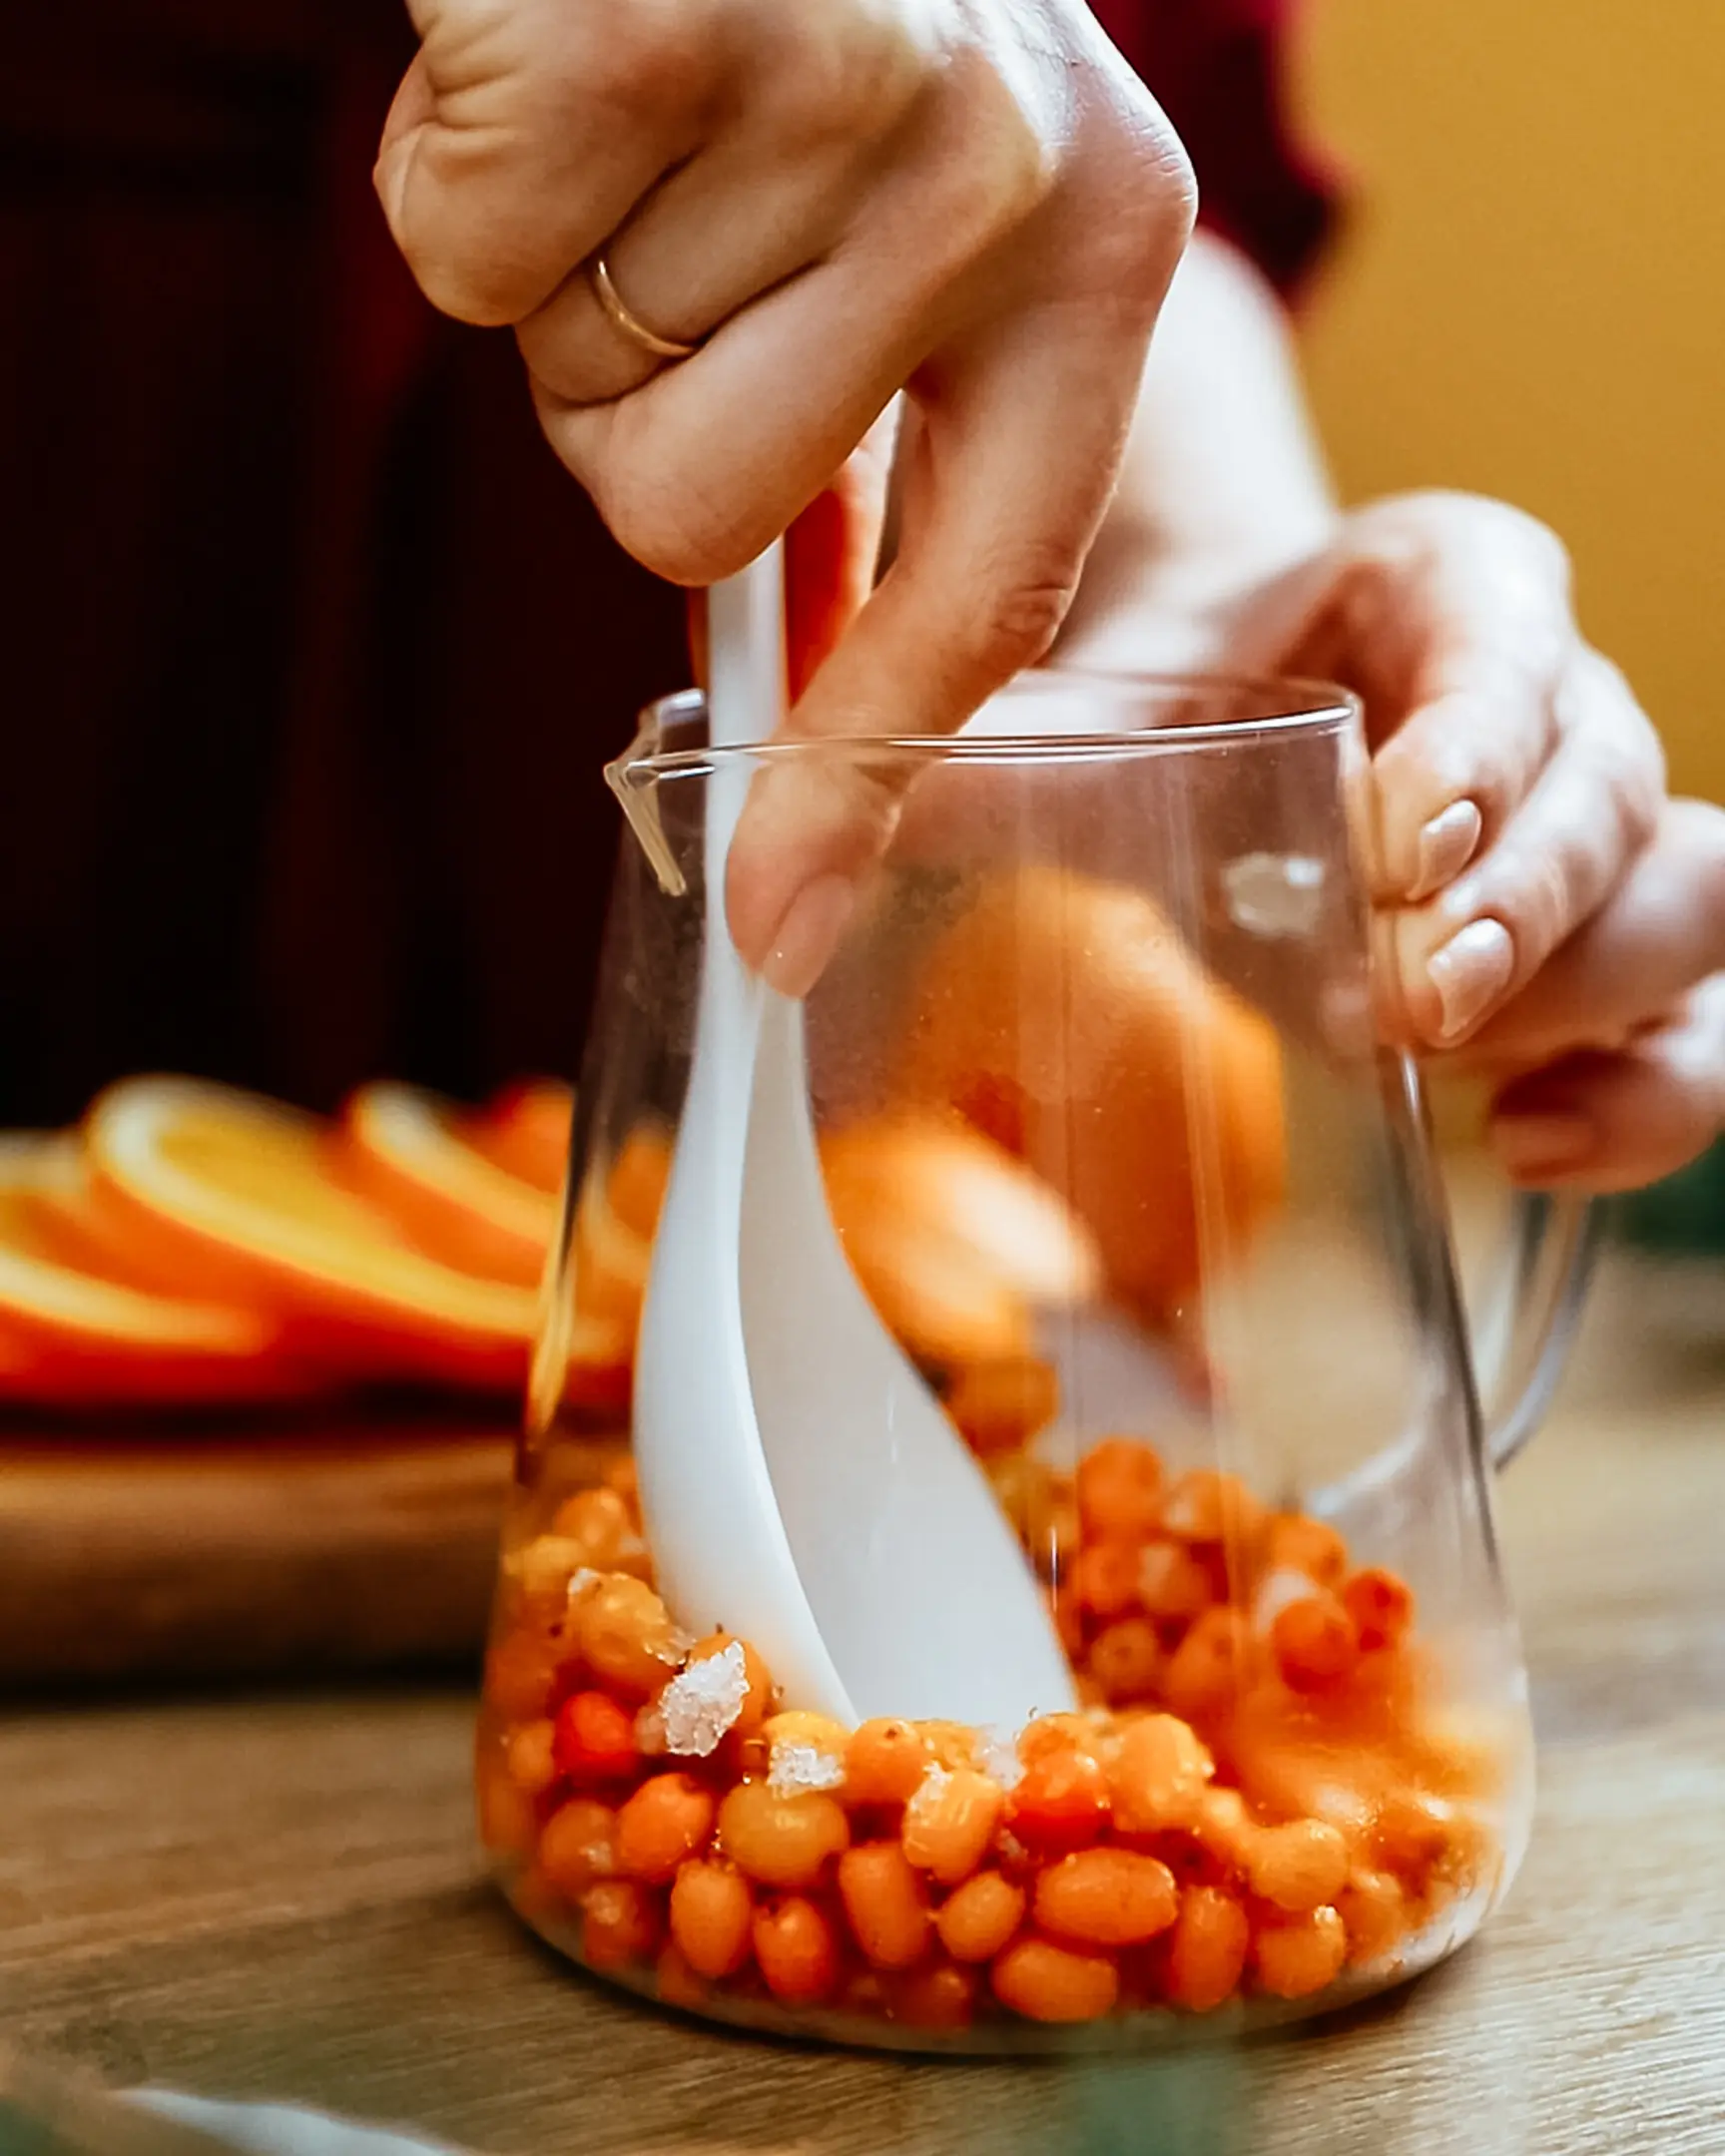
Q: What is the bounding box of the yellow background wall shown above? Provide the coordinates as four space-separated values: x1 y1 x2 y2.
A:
1296 0 1725 802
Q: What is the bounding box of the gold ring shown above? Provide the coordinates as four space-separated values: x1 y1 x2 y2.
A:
590 254 700 361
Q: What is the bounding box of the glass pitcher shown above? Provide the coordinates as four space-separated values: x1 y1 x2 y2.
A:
475 672 1594 2052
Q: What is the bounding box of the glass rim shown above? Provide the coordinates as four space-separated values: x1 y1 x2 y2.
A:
612 669 1362 779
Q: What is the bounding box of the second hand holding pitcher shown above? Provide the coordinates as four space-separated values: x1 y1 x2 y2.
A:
630 547 1074 1731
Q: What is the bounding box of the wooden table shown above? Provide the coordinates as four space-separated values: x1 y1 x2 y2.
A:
3 1255 1723 2156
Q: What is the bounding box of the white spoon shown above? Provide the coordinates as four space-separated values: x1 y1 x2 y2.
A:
632 546 1074 1731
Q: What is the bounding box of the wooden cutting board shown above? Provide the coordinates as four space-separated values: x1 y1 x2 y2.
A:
0 1410 518 1686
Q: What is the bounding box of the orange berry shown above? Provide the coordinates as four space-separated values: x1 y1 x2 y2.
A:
945 1356 1061 1456
1370 1789 1475 1883
1162 1605 1254 1725
1247 1820 1352 1914
1137 1540 1216 1624
1337 1866 1407 1965
838 1843 934 1970
1108 1713 1214 1835
885 1960 977 2031
1270 1594 1359 1693
536 1797 619 1896
549 1485 633 1568
1087 1617 1165 1705
991 1937 1120 2024
718 1782 850 1889
902 1766 1004 1886
1342 1567 1417 1652
1192 1785 1255 1874
1164 1885 1251 2012
1253 1904 1347 2000
1005 1749 1110 1855
552 1691 640 1785
844 1719 932 1808
475 1753 538 1857
504 1717 559 1798
1070 1543 1143 1622
1161 1468 1264 1549
1076 1437 1164 1544
682 1632 774 1741
935 1871 1027 1963
1018 1713 1105 1769
1261 1511 1349 1590
483 1628 566 1723
1034 1849 1179 1948
580 1879 662 1971
654 1942 710 2012
576 1576 683 1698
616 1773 718 1885
669 1858 754 1979
753 1896 841 2005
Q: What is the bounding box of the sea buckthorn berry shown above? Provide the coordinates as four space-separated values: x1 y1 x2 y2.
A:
1253 1904 1348 1999
913 1721 982 1771
1370 1790 1477 1883
550 1486 633 1569
1107 1712 1214 1834
1164 1885 1251 2011
763 1711 850 1796
986 1451 1054 1535
580 1879 662 1971
1262 1512 1350 1590
504 1717 558 1798
838 1844 934 1970
616 1773 717 1884
509 1534 592 1609
669 1858 754 1979
1076 1436 1164 1544
1005 1749 1110 1855
1270 1593 1359 1693
936 1871 1027 1963
1162 1468 1264 1549
1337 1866 1407 1965
476 1754 538 1856
537 1797 620 1895
945 1356 1060 1456
753 1895 841 2005
1137 1540 1216 1624
1342 1567 1417 1651
576 1576 683 1698
1034 1849 1179 1947
1070 1543 1143 1623
1088 1618 1165 1706
718 1782 850 1889
902 1767 1005 1886
682 1632 774 1740
845 1719 933 1808
483 1628 566 1723
552 1690 640 1785
991 1937 1120 2024
604 1453 640 1506
1018 1714 1105 1769
1247 1820 1352 1914
1192 1785 1255 1873
1162 1605 1254 1724
654 1942 710 2012
885 1960 977 2030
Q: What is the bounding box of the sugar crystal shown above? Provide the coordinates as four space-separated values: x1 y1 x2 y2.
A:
659 1640 748 1758
768 1742 847 1796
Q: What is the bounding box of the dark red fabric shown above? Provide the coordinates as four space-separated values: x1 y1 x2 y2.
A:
0 3 1336 1123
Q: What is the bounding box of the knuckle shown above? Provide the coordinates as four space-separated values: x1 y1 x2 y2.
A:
964 550 1083 675
595 461 756 588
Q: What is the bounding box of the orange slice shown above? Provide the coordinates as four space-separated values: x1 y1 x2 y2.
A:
894 864 1287 1317
0 1133 312 1404
82 1077 627 1398
339 1080 557 1289
467 1079 575 1196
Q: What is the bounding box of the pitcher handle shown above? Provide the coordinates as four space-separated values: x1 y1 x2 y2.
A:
1468 1189 1603 1470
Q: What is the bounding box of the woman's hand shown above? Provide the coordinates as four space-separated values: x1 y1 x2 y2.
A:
1212 489 1725 1190
377 0 1196 991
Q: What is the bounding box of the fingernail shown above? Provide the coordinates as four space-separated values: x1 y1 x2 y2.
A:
1408 800 1482 903
1492 1112 1596 1183
1428 917 1515 1043
760 873 859 1000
